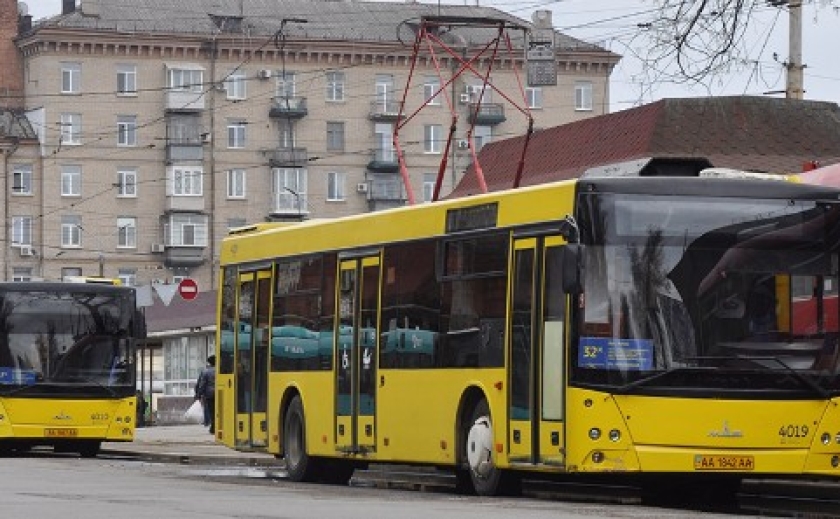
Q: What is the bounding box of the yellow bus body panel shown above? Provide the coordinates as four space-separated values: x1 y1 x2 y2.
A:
0 397 136 441
566 388 840 476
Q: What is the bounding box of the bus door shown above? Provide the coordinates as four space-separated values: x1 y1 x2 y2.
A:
508 235 568 467
235 267 273 449
335 254 380 454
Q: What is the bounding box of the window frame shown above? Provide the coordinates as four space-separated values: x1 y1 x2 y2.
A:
424 124 443 154
117 216 137 249
327 171 346 201
326 71 345 102
117 64 137 95
61 165 82 197
60 113 82 145
117 168 138 197
12 164 33 195
170 166 204 196
61 62 81 94
575 81 593 111
117 115 137 146
11 216 32 246
226 168 247 199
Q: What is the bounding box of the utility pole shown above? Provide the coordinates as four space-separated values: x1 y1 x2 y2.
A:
768 1 804 99
787 1 804 99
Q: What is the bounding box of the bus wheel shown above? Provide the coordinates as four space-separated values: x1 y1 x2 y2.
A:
464 398 505 496
284 395 319 482
78 440 101 458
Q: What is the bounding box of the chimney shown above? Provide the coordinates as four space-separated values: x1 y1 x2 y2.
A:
0 0 24 108
63 0 76 15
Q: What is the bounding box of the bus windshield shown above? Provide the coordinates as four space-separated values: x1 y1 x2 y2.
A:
0 287 137 396
573 192 840 395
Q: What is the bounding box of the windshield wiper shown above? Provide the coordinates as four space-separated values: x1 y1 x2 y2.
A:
613 367 702 394
48 377 118 397
735 355 829 399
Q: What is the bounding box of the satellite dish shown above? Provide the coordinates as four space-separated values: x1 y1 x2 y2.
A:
18 1 29 16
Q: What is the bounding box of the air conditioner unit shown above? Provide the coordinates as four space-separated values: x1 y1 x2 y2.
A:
459 93 471 104
457 139 469 149
201 133 212 144
214 82 227 91
19 245 34 257
356 183 369 193
150 243 166 253
258 69 273 80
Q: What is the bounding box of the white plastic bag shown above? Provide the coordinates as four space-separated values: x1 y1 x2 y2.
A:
183 400 203 424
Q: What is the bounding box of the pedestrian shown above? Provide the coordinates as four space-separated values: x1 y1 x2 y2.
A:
194 354 216 434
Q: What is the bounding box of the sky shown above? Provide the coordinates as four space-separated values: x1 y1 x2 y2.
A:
18 0 840 111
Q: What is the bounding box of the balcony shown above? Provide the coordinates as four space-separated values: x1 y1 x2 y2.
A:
163 246 206 268
165 90 205 112
467 103 506 125
166 138 204 162
269 96 308 119
369 100 403 121
367 149 399 172
267 148 308 168
166 195 205 212
367 180 405 212
270 190 309 220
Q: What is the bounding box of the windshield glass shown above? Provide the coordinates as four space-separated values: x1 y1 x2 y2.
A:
0 288 136 395
572 192 840 395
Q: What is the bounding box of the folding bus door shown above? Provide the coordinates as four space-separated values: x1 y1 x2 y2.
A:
508 235 568 467
335 254 380 454
234 268 272 450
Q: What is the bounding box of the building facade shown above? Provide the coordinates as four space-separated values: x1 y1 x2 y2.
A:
3 0 618 289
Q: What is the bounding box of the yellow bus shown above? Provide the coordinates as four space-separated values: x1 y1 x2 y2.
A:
0 282 146 457
216 165 840 495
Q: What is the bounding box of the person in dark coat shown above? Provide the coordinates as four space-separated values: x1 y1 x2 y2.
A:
194 355 216 434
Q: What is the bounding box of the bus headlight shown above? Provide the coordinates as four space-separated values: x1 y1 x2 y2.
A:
822 433 831 445
832 455 840 468
592 451 605 464
588 428 601 440
835 432 840 445
609 429 621 442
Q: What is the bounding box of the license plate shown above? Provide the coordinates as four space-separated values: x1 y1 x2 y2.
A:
45 428 78 438
694 454 754 471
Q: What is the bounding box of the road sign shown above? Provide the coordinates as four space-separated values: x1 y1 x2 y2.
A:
178 278 199 301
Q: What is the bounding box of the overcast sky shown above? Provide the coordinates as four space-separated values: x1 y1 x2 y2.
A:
19 0 840 111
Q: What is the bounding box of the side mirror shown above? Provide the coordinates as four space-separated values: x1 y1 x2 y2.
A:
561 244 585 294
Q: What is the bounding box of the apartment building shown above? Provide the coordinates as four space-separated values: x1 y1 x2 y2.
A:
3 0 618 289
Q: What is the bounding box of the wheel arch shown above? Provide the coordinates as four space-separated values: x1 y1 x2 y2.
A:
278 385 303 458
455 385 488 467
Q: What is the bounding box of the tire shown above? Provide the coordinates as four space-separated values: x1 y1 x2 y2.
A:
283 396 319 482
464 399 503 496
78 440 101 458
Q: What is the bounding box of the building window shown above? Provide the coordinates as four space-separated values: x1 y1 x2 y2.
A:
60 113 81 145
12 267 32 282
272 168 307 214
474 125 492 150
61 216 82 248
224 71 246 100
327 172 345 201
12 164 32 195
575 81 593 111
374 123 395 162
526 87 543 109
170 167 203 196
167 214 208 246
424 124 442 154
326 71 345 102
117 217 137 248
227 121 246 148
326 122 345 152
117 168 137 197
117 64 137 95
227 218 246 230
423 173 436 203
117 115 137 146
11 216 32 246
61 267 82 278
424 77 440 105
61 165 82 197
277 72 296 97
61 62 81 94
226 169 246 199
168 68 203 92
118 268 137 286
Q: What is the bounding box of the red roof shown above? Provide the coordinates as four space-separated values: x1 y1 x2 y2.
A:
450 96 840 197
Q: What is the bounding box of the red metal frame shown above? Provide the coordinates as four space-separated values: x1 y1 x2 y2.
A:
393 16 534 203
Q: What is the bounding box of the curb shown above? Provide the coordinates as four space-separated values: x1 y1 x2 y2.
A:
101 448 285 468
